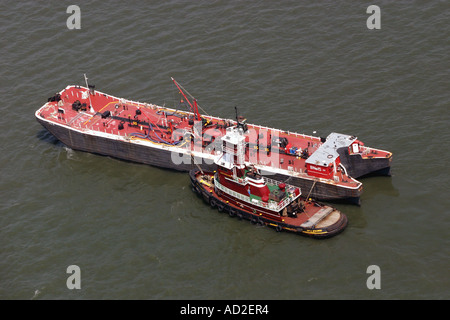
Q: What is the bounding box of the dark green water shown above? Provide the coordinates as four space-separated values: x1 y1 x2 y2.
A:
0 1 449 300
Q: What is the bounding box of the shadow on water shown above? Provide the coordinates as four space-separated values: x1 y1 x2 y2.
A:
36 128 63 146
359 175 400 198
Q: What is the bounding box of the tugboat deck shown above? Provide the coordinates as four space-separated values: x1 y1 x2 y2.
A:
196 174 316 227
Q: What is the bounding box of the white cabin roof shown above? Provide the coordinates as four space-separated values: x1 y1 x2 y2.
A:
221 126 246 145
305 132 357 166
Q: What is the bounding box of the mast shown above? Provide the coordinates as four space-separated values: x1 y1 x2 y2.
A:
234 106 248 132
84 74 95 113
193 99 201 121
171 77 200 121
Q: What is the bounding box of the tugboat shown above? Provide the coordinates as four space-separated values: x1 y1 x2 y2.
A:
190 125 348 239
36 76 392 204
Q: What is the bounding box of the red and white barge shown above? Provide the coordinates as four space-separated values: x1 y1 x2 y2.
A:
35 77 392 204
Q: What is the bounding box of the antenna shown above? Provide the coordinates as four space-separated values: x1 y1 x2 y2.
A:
84 74 94 113
234 106 248 132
